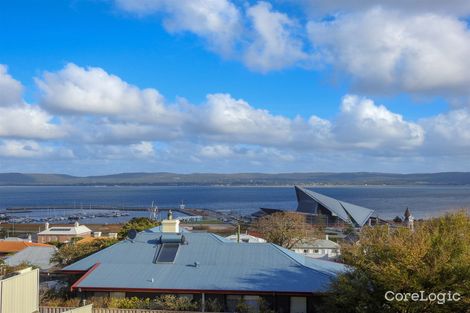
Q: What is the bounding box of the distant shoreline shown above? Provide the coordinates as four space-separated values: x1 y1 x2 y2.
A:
1 183 470 187
2 171 470 187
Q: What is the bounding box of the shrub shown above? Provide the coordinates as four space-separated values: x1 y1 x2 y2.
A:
118 217 160 240
205 298 223 312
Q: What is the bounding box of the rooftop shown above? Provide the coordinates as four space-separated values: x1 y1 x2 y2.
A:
295 186 375 227
38 222 92 236
0 241 52 253
4 246 57 270
64 228 346 294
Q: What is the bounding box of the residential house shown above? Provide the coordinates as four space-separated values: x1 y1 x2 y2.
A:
37 222 92 244
4 246 57 271
292 236 341 260
62 215 346 313
0 241 52 258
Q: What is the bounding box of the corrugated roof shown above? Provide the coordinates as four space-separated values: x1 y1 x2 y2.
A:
4 246 57 270
295 186 374 227
64 230 346 293
38 225 92 236
0 241 52 253
294 238 340 250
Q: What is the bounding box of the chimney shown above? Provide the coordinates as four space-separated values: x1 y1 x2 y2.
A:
74 221 80 227
325 234 329 241
161 215 180 233
44 222 50 230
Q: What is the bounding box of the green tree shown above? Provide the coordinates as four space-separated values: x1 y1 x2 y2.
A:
51 238 117 266
118 217 160 239
321 211 470 313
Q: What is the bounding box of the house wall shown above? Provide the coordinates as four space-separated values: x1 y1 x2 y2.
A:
0 268 39 313
293 248 340 259
84 291 321 313
37 232 91 243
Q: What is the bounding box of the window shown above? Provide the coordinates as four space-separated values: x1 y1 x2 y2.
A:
226 295 242 312
290 297 307 313
244 295 260 312
314 249 319 253
110 291 125 298
303 249 308 253
156 243 179 263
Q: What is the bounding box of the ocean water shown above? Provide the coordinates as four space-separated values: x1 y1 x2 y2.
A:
0 185 469 222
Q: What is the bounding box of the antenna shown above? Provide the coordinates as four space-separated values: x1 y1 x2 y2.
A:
128 229 137 240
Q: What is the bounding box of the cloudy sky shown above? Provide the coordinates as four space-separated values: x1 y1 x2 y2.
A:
1 1 470 175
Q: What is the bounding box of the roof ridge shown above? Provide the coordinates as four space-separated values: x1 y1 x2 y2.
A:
270 244 334 279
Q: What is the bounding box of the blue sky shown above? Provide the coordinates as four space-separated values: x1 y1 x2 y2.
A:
0 1 470 175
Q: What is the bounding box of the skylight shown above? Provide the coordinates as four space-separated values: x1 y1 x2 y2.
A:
156 243 179 263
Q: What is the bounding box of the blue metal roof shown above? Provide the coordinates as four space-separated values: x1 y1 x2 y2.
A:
295 186 374 227
5 246 57 270
64 230 346 293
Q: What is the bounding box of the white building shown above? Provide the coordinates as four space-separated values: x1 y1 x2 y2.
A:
225 233 267 243
37 222 92 244
292 235 341 260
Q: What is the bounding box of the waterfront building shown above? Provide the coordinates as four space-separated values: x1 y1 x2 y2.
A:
177 215 203 222
295 186 374 227
37 222 92 244
252 186 375 228
62 214 346 313
292 235 341 260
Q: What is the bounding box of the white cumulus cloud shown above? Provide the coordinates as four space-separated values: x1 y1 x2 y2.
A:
244 1 308 72
334 95 424 149
115 0 241 55
0 65 23 107
0 140 73 159
308 8 470 96
36 63 182 125
0 65 65 140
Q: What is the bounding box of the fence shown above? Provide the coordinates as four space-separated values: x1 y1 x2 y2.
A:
1 268 39 313
40 308 219 313
63 305 93 313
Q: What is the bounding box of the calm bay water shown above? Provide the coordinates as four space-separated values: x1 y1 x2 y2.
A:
0 185 469 222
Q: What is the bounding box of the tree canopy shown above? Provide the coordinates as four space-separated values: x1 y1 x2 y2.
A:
51 238 117 266
255 212 317 249
117 217 160 240
321 211 470 313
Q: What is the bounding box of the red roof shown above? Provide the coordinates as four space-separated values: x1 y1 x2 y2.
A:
0 241 52 253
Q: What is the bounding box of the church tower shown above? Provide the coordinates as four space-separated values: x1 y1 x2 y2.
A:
404 207 414 231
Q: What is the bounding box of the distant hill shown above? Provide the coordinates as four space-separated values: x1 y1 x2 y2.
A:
1 172 470 186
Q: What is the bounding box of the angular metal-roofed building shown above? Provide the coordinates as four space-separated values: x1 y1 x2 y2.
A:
295 186 374 227
63 219 346 313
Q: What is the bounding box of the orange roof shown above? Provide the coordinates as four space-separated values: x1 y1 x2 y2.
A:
0 241 52 253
